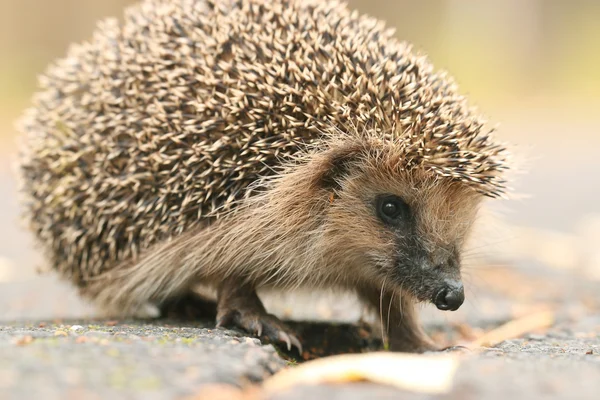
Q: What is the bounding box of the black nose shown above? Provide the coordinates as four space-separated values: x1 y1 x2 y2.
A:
434 281 465 311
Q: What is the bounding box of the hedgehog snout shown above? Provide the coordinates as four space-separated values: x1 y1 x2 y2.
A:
433 279 464 311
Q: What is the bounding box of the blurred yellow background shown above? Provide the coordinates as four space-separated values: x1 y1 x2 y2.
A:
0 0 599 290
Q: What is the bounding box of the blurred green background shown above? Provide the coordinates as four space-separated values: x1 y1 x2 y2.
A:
0 0 599 287
1 0 599 124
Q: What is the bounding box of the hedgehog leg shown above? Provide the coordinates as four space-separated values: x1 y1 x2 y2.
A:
215 277 302 354
158 291 217 321
359 288 438 353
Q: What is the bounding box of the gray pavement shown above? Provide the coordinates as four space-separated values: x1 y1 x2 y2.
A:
0 320 286 400
1 315 600 400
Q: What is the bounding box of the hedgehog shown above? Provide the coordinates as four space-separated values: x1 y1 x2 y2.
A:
16 0 508 353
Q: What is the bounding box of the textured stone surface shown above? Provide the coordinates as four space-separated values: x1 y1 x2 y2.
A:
0 320 286 400
1 315 600 400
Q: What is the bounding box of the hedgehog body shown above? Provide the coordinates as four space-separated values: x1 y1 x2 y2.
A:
17 0 507 352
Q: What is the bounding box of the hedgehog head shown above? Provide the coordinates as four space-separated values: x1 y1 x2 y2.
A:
287 129 501 310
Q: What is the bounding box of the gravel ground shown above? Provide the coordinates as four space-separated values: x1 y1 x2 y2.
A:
0 320 286 400
1 316 600 400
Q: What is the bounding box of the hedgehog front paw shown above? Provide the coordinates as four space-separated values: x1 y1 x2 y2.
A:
216 279 302 354
216 307 302 353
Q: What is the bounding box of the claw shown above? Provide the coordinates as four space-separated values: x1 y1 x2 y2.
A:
215 306 303 354
215 317 227 328
278 331 292 351
216 310 236 329
290 335 303 354
256 323 263 338
276 331 302 354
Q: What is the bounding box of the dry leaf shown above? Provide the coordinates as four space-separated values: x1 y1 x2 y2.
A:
468 310 555 348
263 352 460 395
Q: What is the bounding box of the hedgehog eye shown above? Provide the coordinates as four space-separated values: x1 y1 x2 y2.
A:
382 201 400 217
376 195 409 224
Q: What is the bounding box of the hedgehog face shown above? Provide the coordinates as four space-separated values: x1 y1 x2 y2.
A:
374 183 478 311
321 145 481 311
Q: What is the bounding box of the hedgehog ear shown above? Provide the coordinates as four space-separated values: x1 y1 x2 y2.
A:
318 145 361 190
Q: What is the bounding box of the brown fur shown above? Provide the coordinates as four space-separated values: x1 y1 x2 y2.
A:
83 136 482 351
16 0 508 352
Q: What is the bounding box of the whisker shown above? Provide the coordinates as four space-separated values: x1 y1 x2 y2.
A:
386 288 395 340
379 275 388 348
